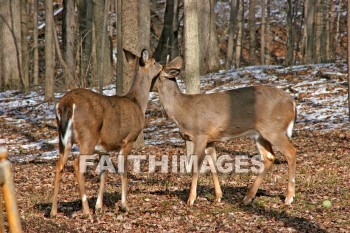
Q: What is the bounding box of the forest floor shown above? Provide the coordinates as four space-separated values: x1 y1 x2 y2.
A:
1 64 350 232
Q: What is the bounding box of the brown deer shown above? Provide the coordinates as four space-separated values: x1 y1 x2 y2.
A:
50 49 163 220
157 56 297 206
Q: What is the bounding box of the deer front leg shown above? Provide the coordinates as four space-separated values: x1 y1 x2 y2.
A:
119 143 133 211
51 146 71 218
187 136 208 206
206 143 222 203
73 156 92 221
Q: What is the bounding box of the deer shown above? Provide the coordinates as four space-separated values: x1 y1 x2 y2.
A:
50 49 163 220
156 56 297 207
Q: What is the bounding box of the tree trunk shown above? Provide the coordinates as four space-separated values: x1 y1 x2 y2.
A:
198 0 220 74
348 0 350 122
184 0 200 155
261 0 266 65
314 0 322 63
45 0 55 101
33 0 39 87
138 0 151 51
266 0 271 65
286 0 293 65
154 0 180 64
0 0 23 90
304 0 315 63
335 0 342 60
226 0 239 69
63 0 76 88
20 0 29 92
328 0 335 61
248 0 257 65
116 0 123 95
235 0 244 68
93 0 112 89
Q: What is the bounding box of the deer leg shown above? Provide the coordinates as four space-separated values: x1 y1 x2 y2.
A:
95 168 108 213
119 143 133 211
273 136 297 205
206 143 222 203
50 144 71 218
73 156 92 221
243 137 275 205
187 136 208 206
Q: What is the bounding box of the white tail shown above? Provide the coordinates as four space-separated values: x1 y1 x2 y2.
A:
50 49 163 220
157 56 297 206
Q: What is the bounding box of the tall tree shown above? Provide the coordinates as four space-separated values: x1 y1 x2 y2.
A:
21 0 29 92
184 0 200 155
304 0 315 63
33 0 39 87
235 0 244 68
347 0 350 122
226 0 239 69
286 0 293 65
248 0 257 65
0 0 21 90
261 0 266 65
92 0 112 89
154 0 180 64
45 0 55 101
138 0 151 51
266 0 271 65
335 0 342 59
198 0 220 74
63 0 76 88
314 0 322 63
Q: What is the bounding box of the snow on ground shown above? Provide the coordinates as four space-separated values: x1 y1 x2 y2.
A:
0 64 349 162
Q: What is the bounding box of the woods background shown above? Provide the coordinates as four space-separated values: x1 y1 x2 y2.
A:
0 0 349 98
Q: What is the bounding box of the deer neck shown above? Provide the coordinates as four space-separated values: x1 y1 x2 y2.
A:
158 78 184 118
124 69 152 115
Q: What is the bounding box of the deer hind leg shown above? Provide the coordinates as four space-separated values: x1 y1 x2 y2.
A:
95 158 108 213
206 143 222 203
243 137 275 205
272 135 297 205
50 143 72 218
187 136 208 206
74 144 95 221
119 142 133 211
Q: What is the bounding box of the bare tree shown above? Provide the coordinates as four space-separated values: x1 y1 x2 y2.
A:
335 0 342 59
21 0 29 92
348 0 350 121
184 0 200 155
261 0 266 65
63 0 76 88
235 0 244 68
154 0 180 64
226 0 239 69
304 0 315 63
266 0 271 65
248 0 257 65
314 0 322 63
45 0 55 101
286 0 293 65
33 0 39 87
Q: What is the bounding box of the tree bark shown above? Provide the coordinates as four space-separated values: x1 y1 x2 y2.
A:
266 0 271 65
286 0 293 65
33 0 39 87
314 0 322 63
335 0 342 60
347 0 350 122
154 0 180 64
234 0 244 68
63 0 76 88
226 0 239 69
20 0 29 92
45 0 55 101
261 0 266 65
304 0 315 63
248 0 257 65
198 0 220 74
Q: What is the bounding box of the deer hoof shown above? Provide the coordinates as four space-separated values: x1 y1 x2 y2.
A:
120 203 129 212
50 211 57 218
284 195 294 205
243 196 253 205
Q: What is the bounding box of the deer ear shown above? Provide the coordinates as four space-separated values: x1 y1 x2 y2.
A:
123 49 137 65
140 49 150 66
167 56 183 70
